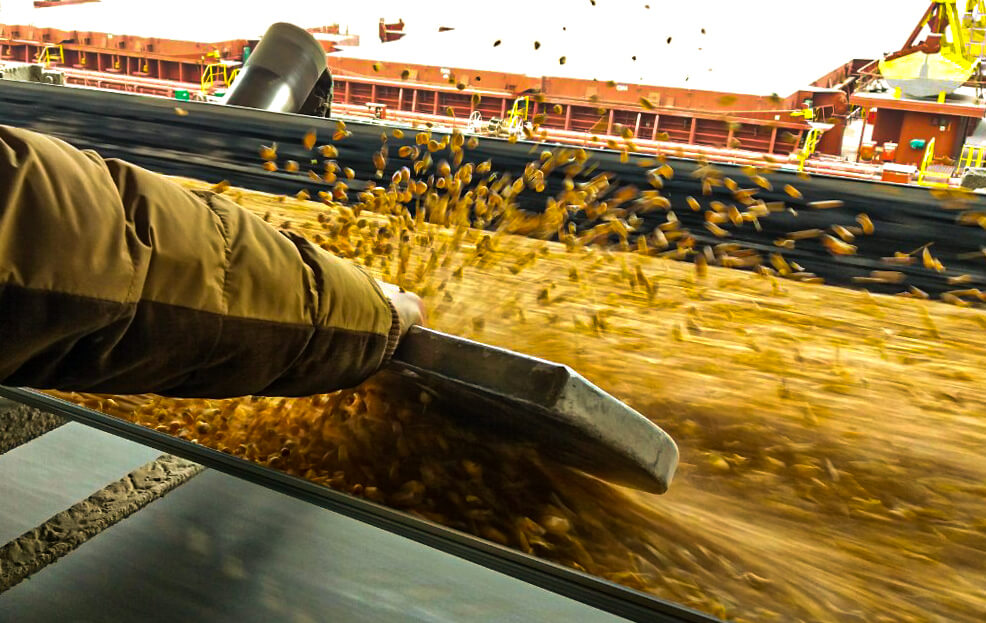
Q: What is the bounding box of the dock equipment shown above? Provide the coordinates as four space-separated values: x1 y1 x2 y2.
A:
392 327 677 493
468 95 532 138
879 1 986 98
222 22 333 117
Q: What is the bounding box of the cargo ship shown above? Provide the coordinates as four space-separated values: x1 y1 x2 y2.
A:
2 0 985 185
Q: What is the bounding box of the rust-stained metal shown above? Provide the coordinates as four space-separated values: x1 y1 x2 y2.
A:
0 21 820 154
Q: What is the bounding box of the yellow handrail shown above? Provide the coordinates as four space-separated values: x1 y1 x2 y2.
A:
200 64 213 92
797 127 823 172
35 44 63 68
917 137 942 186
508 96 530 122
200 63 240 93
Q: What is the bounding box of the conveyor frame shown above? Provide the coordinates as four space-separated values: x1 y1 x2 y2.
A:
2 78 986 296
0 386 720 623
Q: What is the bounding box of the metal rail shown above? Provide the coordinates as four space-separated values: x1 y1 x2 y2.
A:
2 78 986 297
0 386 720 623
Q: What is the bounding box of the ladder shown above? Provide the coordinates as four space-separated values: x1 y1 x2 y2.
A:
957 141 986 173
797 127 824 172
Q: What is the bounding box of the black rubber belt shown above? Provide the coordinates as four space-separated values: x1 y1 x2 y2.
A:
0 386 720 623
3 78 986 296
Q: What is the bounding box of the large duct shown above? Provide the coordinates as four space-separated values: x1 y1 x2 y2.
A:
223 22 332 117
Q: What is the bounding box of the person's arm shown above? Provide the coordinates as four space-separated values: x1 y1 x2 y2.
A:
0 124 415 398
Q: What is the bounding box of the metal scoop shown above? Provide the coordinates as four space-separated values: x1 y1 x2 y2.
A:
390 327 678 493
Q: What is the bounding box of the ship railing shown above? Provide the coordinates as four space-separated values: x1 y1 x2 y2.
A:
957 141 986 174
917 138 955 187
200 63 240 94
35 44 63 68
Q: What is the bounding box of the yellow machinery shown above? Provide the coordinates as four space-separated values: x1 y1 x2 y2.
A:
790 107 814 122
506 96 530 125
879 1 986 98
494 96 530 137
468 96 531 138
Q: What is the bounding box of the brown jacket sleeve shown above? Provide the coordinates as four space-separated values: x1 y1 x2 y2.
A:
0 124 400 398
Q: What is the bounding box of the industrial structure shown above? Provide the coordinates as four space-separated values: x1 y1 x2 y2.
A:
0 18 835 151
850 0 986 184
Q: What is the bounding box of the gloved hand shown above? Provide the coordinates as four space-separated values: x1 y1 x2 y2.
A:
377 280 427 338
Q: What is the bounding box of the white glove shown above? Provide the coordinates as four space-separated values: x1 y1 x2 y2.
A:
377 280 426 339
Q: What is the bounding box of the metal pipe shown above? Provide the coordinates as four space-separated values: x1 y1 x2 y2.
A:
856 107 869 163
223 22 330 116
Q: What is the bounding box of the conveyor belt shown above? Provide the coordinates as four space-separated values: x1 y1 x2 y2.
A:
0 405 203 595
1 452 202 592
2 80 986 295
0 410 631 621
3 469 627 622
0 423 161 545
0 387 719 623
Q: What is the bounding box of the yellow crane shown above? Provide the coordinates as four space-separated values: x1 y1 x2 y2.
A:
879 1 986 99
